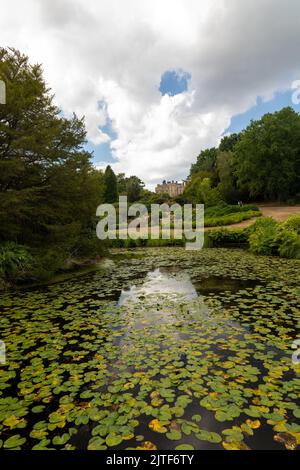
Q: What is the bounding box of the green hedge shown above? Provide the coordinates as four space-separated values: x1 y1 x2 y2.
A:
205 228 249 247
204 203 259 218
204 210 260 227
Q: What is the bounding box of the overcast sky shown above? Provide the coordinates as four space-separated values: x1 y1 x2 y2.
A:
1 0 300 188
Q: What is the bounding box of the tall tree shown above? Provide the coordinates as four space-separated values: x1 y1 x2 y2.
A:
216 151 241 203
103 165 118 203
234 107 300 201
0 48 104 256
190 147 218 184
126 176 144 202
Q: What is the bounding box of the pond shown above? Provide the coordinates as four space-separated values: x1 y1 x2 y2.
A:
0 247 299 450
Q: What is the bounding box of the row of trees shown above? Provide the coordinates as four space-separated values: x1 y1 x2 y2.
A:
187 107 300 204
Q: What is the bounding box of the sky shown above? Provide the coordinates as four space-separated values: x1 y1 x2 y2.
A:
1 0 300 189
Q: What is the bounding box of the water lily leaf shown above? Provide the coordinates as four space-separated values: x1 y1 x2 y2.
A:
293 408 300 419
32 406 45 414
4 434 26 449
87 436 106 450
175 444 195 450
3 415 26 429
222 440 250 450
192 414 202 423
245 419 261 429
52 434 70 446
106 434 123 447
166 430 182 441
149 419 167 433
32 439 51 450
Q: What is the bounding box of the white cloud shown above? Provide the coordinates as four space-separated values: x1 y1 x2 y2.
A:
1 0 300 187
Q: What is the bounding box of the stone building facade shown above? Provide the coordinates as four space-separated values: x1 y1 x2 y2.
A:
155 180 186 198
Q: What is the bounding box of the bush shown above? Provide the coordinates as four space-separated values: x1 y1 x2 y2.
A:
248 218 279 255
274 215 300 259
204 203 259 218
206 229 248 247
73 230 107 258
279 215 300 234
277 229 300 259
0 242 33 279
108 237 185 249
31 248 68 281
204 210 260 227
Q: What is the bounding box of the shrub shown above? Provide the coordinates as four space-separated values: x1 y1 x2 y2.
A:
32 248 68 280
204 210 260 227
248 218 279 256
0 242 33 279
274 215 300 259
277 229 300 259
206 228 248 247
204 203 259 218
279 215 300 234
73 230 107 257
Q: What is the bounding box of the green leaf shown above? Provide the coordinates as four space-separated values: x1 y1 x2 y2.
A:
4 434 26 449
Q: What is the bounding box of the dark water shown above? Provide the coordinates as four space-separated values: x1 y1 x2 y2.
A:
0 248 299 451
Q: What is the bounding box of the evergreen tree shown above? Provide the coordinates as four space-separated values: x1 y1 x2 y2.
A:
104 165 118 203
0 48 105 262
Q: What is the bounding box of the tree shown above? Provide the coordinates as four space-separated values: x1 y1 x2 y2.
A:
219 133 240 152
216 151 241 203
126 176 144 202
0 48 105 261
234 107 300 201
190 148 218 177
104 165 118 203
184 174 221 206
117 173 127 193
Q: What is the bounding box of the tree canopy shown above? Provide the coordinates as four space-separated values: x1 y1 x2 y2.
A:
0 47 105 263
187 107 300 204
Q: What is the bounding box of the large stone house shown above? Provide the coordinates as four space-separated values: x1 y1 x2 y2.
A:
155 180 186 198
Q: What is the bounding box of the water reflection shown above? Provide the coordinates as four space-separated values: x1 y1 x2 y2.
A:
118 268 198 306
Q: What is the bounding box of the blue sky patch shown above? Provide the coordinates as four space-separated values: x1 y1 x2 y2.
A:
159 69 191 96
226 89 300 134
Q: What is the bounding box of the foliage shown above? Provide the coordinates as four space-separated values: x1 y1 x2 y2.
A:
117 174 144 202
109 237 185 249
205 229 248 247
234 107 300 201
184 176 221 206
277 229 300 259
279 215 300 234
204 204 259 218
204 210 260 228
190 147 218 176
248 215 300 259
188 108 300 204
275 215 300 259
248 218 279 255
0 48 106 279
0 242 32 278
103 165 118 203
219 133 240 152
216 151 241 203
